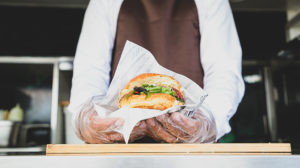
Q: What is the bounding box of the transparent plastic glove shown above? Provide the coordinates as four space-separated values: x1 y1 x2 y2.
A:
146 109 217 143
75 102 148 144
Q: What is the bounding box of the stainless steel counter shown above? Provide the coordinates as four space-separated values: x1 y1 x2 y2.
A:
1 155 300 168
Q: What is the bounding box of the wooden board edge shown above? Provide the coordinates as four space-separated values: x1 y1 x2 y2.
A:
46 143 292 154
46 152 292 156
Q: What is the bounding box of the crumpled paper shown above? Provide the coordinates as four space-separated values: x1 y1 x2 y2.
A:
93 41 207 143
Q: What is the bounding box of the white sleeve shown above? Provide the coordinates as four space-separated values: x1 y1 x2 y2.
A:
68 0 123 114
194 0 245 139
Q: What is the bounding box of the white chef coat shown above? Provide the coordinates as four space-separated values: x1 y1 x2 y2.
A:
69 0 245 140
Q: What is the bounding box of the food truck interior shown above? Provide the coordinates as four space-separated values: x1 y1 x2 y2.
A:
0 0 300 155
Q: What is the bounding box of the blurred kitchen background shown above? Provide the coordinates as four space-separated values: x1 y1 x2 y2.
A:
0 0 299 155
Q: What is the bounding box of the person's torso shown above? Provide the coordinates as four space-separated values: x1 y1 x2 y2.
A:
111 0 204 87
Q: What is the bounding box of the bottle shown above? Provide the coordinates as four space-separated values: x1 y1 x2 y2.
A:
3 110 9 120
0 109 4 120
8 104 24 122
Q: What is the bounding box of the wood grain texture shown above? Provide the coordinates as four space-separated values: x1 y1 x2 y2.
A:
46 153 291 156
46 143 291 156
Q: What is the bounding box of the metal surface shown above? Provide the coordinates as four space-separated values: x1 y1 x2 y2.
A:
19 124 50 147
0 146 45 153
0 0 289 11
282 73 289 106
50 63 61 144
264 67 278 142
231 0 286 12
0 56 73 64
1 57 298 67
0 155 300 168
242 60 269 66
0 57 73 145
0 0 88 8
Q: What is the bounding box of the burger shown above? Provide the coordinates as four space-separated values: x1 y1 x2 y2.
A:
118 73 185 110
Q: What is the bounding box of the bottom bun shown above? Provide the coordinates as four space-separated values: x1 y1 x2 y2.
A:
118 93 183 110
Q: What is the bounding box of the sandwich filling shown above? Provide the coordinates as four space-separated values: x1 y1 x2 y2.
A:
124 84 184 103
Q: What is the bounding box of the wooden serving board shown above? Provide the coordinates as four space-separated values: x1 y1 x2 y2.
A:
46 143 291 156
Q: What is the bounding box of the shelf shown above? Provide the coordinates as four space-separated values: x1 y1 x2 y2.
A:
0 146 45 153
0 56 73 64
1 56 299 66
242 60 269 66
243 59 300 67
0 0 88 8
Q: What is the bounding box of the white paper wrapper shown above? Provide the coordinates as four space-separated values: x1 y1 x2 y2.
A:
93 41 207 143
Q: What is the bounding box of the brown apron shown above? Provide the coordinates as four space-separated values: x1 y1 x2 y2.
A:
111 0 203 142
111 0 204 87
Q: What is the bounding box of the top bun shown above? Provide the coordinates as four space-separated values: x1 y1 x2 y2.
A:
118 73 184 110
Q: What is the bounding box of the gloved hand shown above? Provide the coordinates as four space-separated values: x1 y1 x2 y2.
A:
75 102 148 144
146 109 217 143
